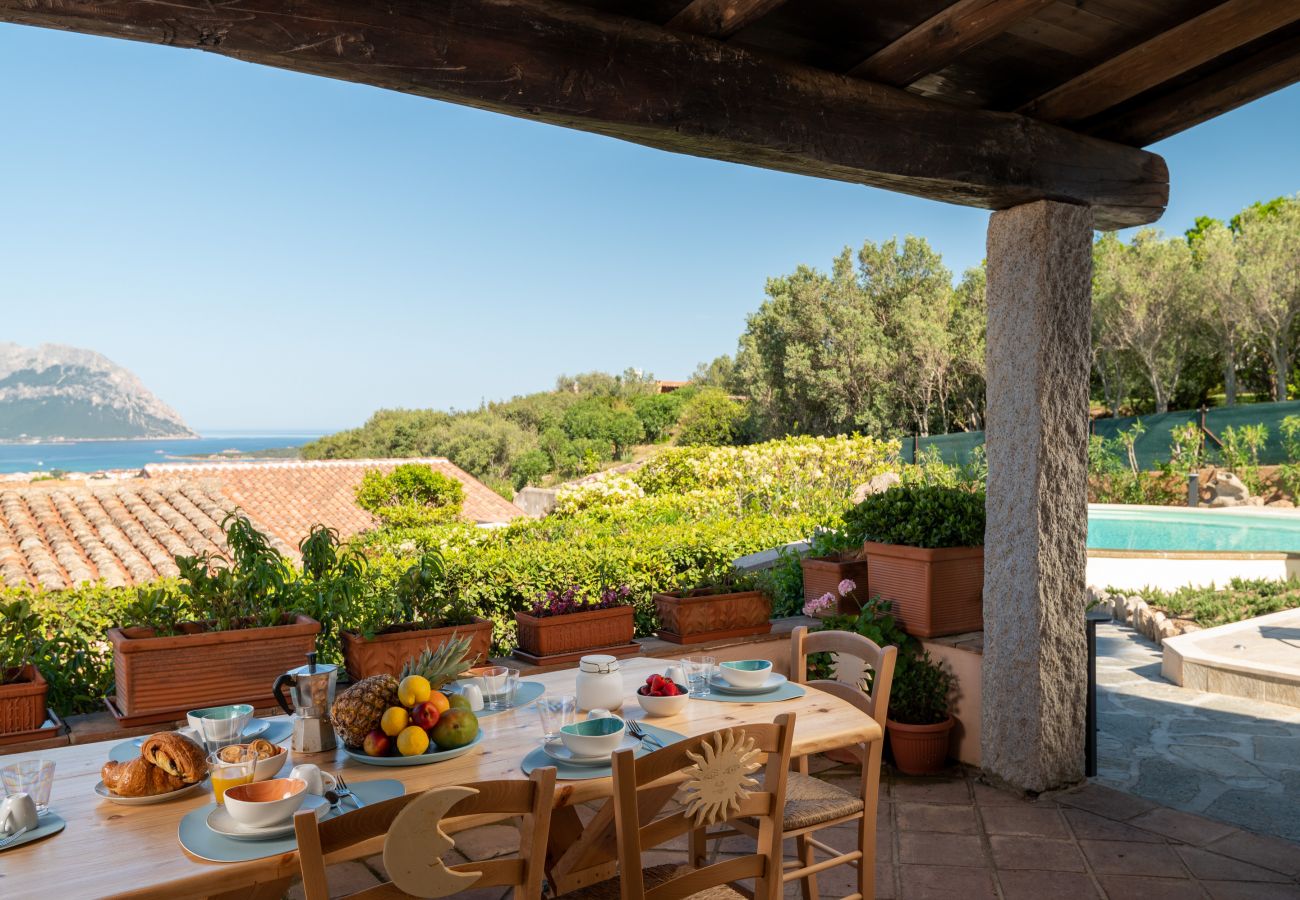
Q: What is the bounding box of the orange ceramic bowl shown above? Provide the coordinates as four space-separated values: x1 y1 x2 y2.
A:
224 777 307 828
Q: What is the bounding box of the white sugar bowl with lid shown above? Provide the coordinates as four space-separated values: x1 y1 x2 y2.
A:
576 655 624 712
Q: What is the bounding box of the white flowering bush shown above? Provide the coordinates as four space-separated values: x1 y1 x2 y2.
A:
551 473 646 516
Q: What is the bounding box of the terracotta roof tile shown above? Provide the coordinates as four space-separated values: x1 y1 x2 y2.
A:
0 459 523 590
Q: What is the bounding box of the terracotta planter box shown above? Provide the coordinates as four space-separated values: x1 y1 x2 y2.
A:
341 617 493 682
514 606 637 666
653 589 772 644
800 552 871 615
887 717 955 775
107 614 321 725
0 665 48 735
863 542 984 638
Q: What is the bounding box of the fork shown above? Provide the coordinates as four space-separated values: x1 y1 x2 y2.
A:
334 774 364 809
0 827 29 849
625 719 663 750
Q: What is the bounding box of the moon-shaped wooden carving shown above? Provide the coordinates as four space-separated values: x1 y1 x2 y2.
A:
680 729 762 827
383 785 484 898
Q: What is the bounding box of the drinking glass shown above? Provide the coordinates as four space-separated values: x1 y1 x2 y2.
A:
1 759 55 813
480 666 521 710
208 749 255 806
681 656 716 698
536 694 577 743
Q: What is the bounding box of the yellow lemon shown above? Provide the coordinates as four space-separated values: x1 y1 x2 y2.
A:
380 706 409 737
396 724 430 757
397 675 432 708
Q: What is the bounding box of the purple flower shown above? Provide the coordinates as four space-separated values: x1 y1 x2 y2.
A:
837 579 857 597
803 592 835 616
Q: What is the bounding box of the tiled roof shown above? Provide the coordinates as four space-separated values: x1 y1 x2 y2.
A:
1 458 523 591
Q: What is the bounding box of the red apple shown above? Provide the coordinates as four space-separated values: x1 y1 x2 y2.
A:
410 700 442 730
363 729 392 757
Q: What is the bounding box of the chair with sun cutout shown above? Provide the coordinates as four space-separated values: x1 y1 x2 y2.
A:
293 766 556 900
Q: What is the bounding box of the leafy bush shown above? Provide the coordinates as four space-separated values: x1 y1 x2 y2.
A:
1218 424 1269 494
511 448 551 490
1126 577 1300 628
552 474 646 516
562 398 645 457
633 393 685 442
676 388 745 446
1278 416 1300 498
355 464 465 527
844 485 985 548
889 650 954 725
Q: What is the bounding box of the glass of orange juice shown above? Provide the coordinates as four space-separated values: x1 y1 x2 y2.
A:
208 748 255 805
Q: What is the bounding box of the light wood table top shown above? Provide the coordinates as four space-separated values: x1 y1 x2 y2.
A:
0 658 881 899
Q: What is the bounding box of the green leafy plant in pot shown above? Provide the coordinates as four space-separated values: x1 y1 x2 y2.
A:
0 599 50 735
885 649 955 775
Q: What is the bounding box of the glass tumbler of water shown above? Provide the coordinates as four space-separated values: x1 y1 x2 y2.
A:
536 694 577 743
1 759 55 813
682 656 716 697
480 666 521 710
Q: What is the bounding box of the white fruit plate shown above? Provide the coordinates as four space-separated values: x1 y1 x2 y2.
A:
343 730 483 767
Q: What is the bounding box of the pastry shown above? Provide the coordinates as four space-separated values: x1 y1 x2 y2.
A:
100 757 187 797
247 739 282 760
141 732 208 784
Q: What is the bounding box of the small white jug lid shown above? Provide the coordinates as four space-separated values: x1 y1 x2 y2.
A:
579 654 620 674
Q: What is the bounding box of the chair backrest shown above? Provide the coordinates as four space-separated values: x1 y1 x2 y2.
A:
293 767 556 900
791 625 897 729
609 713 795 900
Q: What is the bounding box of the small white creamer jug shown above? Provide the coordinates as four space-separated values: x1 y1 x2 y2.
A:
575 655 623 712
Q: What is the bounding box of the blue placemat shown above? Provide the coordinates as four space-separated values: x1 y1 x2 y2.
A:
694 682 806 703
447 679 544 718
0 811 65 854
111 719 293 763
521 723 686 780
178 778 404 862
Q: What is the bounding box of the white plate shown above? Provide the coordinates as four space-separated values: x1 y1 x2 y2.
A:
206 794 327 841
708 672 788 695
133 720 269 749
542 734 642 767
94 777 208 805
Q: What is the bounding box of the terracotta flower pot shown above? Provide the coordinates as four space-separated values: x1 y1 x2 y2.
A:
887 716 955 775
653 589 772 643
0 665 48 735
514 605 636 666
107 614 321 725
800 551 871 615
341 617 493 681
863 542 983 638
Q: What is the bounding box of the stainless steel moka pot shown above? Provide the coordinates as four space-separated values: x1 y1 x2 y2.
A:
273 651 338 753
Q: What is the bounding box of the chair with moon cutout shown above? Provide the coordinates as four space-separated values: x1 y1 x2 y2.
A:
293 766 557 899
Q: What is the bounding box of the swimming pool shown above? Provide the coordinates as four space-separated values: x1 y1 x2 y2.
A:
1088 505 1300 553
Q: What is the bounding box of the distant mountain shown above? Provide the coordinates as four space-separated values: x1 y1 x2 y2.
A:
0 343 196 441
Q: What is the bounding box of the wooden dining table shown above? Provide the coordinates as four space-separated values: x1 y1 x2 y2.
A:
0 657 882 899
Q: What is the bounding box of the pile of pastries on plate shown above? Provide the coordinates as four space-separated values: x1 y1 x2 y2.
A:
101 732 208 797
217 739 280 763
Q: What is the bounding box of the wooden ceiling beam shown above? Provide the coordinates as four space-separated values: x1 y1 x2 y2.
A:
667 0 787 39
1020 0 1300 125
1087 33 1300 146
847 0 1053 87
0 0 1168 227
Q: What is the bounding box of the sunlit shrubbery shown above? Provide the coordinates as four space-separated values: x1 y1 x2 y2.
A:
551 474 646 516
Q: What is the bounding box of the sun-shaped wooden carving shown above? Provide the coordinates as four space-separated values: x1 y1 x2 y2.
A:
383 785 483 898
680 729 763 827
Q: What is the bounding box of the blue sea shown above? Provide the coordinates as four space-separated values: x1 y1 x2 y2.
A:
0 430 323 474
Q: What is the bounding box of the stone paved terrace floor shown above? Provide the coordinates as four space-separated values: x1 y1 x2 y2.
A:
287 763 1300 899
1095 622 1300 843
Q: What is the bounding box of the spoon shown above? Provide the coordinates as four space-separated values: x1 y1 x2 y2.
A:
324 790 342 815
0 827 30 849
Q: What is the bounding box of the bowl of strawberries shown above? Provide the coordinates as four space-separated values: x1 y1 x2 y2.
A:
636 673 690 717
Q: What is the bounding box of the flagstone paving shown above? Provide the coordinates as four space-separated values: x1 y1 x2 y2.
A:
1094 622 1300 843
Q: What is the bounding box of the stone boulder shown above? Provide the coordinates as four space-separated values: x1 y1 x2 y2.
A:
851 471 901 505
1207 471 1250 507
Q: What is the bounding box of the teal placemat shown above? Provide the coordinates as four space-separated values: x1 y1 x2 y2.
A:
0 811 65 854
447 679 544 717
694 682 806 703
178 778 403 862
521 723 686 780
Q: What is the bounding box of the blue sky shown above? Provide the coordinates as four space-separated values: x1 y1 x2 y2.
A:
2 26 1297 432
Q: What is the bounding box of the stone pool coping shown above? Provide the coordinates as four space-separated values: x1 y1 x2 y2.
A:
1162 608 1300 710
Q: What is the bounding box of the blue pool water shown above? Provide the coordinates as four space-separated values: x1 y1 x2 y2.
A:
1088 506 1300 553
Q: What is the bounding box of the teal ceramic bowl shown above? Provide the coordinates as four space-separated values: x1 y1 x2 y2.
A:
559 715 626 758
187 704 255 745
720 660 773 689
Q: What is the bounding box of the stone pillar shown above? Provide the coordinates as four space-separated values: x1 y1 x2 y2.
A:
982 200 1093 793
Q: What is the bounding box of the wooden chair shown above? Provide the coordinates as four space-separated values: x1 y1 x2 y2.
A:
561 713 796 900
293 767 556 900
702 627 895 900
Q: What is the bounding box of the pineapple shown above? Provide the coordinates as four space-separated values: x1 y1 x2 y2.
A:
331 634 480 748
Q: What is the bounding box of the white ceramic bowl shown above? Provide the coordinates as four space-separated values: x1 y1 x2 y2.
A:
636 686 689 718
187 704 255 746
559 716 627 758
719 660 773 689
223 777 307 828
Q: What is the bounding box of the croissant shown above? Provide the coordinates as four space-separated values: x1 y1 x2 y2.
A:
101 757 187 797
141 732 208 784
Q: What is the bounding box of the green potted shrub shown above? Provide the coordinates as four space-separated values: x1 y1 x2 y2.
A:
844 484 985 637
106 515 321 725
654 572 772 644
799 528 870 616
886 650 956 775
0 599 50 739
514 585 637 665
340 549 491 681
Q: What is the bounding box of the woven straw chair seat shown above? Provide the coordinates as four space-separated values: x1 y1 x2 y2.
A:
777 772 864 830
563 864 746 899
